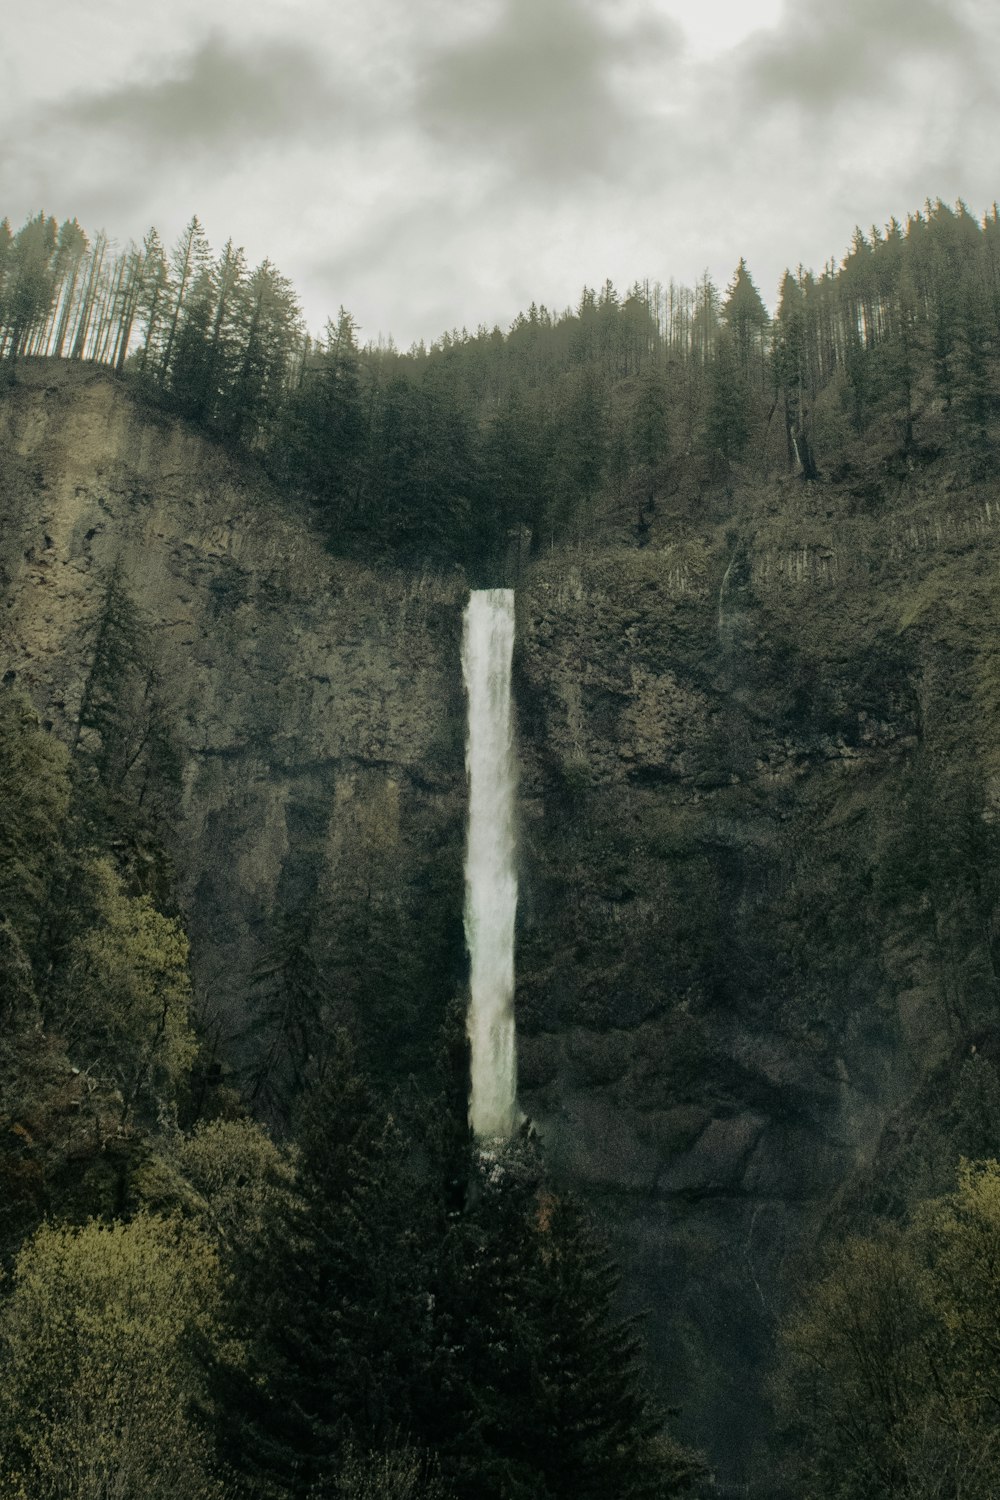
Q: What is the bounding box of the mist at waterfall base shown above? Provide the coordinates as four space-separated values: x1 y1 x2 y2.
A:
462 589 519 1140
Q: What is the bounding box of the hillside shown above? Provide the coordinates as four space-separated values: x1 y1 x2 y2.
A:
4 352 1000 1488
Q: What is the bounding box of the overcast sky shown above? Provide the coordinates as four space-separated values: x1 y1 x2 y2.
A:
3 0 998 347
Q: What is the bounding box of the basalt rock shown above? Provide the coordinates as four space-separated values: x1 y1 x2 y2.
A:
4 360 1000 1489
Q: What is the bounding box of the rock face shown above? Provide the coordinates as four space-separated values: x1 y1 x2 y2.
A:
5 361 1000 1487
513 492 1000 1478
0 361 469 1076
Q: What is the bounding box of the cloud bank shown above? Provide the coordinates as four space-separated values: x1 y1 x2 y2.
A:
1 0 997 344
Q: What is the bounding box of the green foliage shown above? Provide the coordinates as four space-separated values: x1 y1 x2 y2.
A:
0 689 71 965
331 1440 451 1499
280 309 365 513
0 670 207 1261
57 856 197 1121
449 1148 703 1499
721 258 770 385
218 1049 698 1500
545 367 607 544
6 193 1000 563
704 330 750 464
175 1117 298 1263
73 565 182 891
0 1214 223 1500
778 1160 1000 1499
630 365 671 476
0 212 60 360
219 1034 445 1494
477 387 546 573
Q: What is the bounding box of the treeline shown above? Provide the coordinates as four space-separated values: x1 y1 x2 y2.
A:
3 198 1000 573
0 213 303 446
0 569 701 1497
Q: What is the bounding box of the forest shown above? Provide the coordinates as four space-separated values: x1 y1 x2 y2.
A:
2 197 1000 576
3 196 1000 1497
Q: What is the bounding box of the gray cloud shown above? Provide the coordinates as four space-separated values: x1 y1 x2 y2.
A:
739 0 978 110
3 0 998 349
52 33 354 158
416 0 680 182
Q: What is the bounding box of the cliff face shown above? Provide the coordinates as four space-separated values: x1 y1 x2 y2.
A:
0 361 469 1084
4 362 1000 1485
514 479 1000 1474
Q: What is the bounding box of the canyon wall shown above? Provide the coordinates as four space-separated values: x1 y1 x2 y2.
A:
5 361 1000 1485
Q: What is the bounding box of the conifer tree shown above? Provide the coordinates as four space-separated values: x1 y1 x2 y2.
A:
224 258 302 443
773 271 817 478
217 1033 440 1496
721 258 770 389
168 262 218 422
49 218 89 360
705 329 750 465
160 216 212 384
2 212 58 361
69 228 107 361
136 227 170 373
438 1137 702 1500
279 306 366 515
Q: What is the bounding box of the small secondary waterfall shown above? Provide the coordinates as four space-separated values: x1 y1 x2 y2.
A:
462 588 518 1139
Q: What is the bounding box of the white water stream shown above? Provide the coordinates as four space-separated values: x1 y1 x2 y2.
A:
462 589 518 1139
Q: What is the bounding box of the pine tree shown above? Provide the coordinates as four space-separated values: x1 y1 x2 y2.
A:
159 216 212 385
440 1138 702 1500
218 1035 441 1497
224 258 302 444
773 271 817 478
2 212 58 361
48 218 89 360
135 227 170 374
705 328 750 464
476 387 545 574
279 306 366 516
721 258 770 389
168 263 217 421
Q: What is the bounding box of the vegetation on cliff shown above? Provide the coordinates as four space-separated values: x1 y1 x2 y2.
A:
3 190 1000 1495
0 681 700 1496
779 1160 1000 1498
2 196 1000 573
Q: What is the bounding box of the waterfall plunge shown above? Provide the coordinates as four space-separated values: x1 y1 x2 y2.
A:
462 589 518 1139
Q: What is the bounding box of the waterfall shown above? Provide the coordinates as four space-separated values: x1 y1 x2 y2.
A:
462 588 518 1139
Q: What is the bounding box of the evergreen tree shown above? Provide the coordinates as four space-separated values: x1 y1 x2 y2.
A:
278 306 366 519
223 258 302 444
135 227 170 374
1 212 58 361
168 263 218 422
546 368 606 546
444 1140 701 1500
477 387 545 574
631 365 671 476
244 901 339 1122
721 258 770 389
773 271 817 478
704 329 750 465
218 1033 440 1496
49 218 89 360
159 216 212 385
